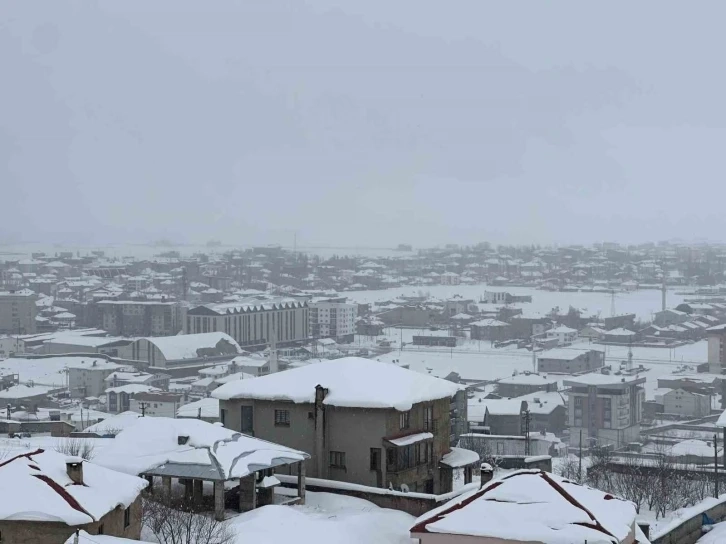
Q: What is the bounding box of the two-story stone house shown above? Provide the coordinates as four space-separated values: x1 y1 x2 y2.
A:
212 358 463 494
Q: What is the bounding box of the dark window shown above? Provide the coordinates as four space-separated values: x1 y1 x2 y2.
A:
329 451 346 469
424 405 434 431
220 408 227 426
386 448 395 471
274 409 291 427
399 411 410 429
124 506 131 528
241 406 254 434
98 524 104 535
370 448 381 471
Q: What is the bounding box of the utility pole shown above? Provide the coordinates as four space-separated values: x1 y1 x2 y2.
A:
141 402 146 417
523 409 531 456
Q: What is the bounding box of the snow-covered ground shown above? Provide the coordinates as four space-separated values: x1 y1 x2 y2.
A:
345 284 688 321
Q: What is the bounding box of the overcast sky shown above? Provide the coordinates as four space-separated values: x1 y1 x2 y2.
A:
2 1 725 249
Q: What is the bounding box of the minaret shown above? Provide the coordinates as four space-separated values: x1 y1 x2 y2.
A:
268 318 279 374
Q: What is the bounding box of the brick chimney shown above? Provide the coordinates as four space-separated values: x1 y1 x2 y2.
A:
66 457 84 485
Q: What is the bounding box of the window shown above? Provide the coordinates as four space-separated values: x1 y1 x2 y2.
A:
424 405 434 431
330 451 346 469
370 448 381 471
124 506 131 528
399 411 410 429
241 406 254 434
274 409 291 427
98 524 104 535
220 408 227 426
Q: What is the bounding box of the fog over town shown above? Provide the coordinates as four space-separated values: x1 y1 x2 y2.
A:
4 2 726 544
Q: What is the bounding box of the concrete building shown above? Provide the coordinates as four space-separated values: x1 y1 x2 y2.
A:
0 289 38 335
536 348 605 374
545 325 578 346
123 332 241 370
469 319 512 342
213 358 462 494
495 373 558 399
66 357 130 399
185 298 309 350
707 324 726 374
662 388 711 418
96 300 182 337
0 449 147 544
564 374 646 449
105 370 171 391
130 390 187 417
308 298 357 342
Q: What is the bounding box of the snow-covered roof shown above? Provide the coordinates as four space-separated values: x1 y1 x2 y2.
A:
671 439 722 458
386 432 433 447
64 358 128 371
440 447 480 468
564 374 645 387
548 325 578 334
470 319 509 327
212 358 461 411
105 384 160 395
498 373 557 386
84 411 142 434
139 332 241 361
537 347 602 361
177 397 220 419
0 384 55 399
604 327 636 336
93 417 308 480
0 449 146 525
411 469 636 543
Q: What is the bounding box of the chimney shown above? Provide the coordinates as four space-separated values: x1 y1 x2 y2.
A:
480 463 494 487
66 457 84 485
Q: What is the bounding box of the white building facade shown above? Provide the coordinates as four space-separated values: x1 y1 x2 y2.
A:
308 299 357 342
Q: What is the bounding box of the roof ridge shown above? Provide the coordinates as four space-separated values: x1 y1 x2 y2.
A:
32 473 96 523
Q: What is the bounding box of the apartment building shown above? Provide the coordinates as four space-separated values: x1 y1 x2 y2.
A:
213 358 462 494
185 298 309 350
0 289 38 334
308 298 357 342
96 300 183 336
564 374 646 449
707 324 726 374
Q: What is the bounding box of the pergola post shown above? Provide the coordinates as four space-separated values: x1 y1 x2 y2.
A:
145 474 154 494
239 475 256 512
183 478 194 501
162 476 172 497
193 479 204 505
213 481 225 521
297 461 306 505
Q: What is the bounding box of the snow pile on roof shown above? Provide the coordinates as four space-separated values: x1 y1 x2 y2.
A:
0 449 146 525
671 439 722 458
387 433 433 447
93 417 308 479
226 491 415 544
142 332 241 361
105 384 160 395
213 357 460 410
176 397 219 419
83 411 142 434
605 328 637 336
411 470 637 543
64 530 154 544
440 447 480 468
